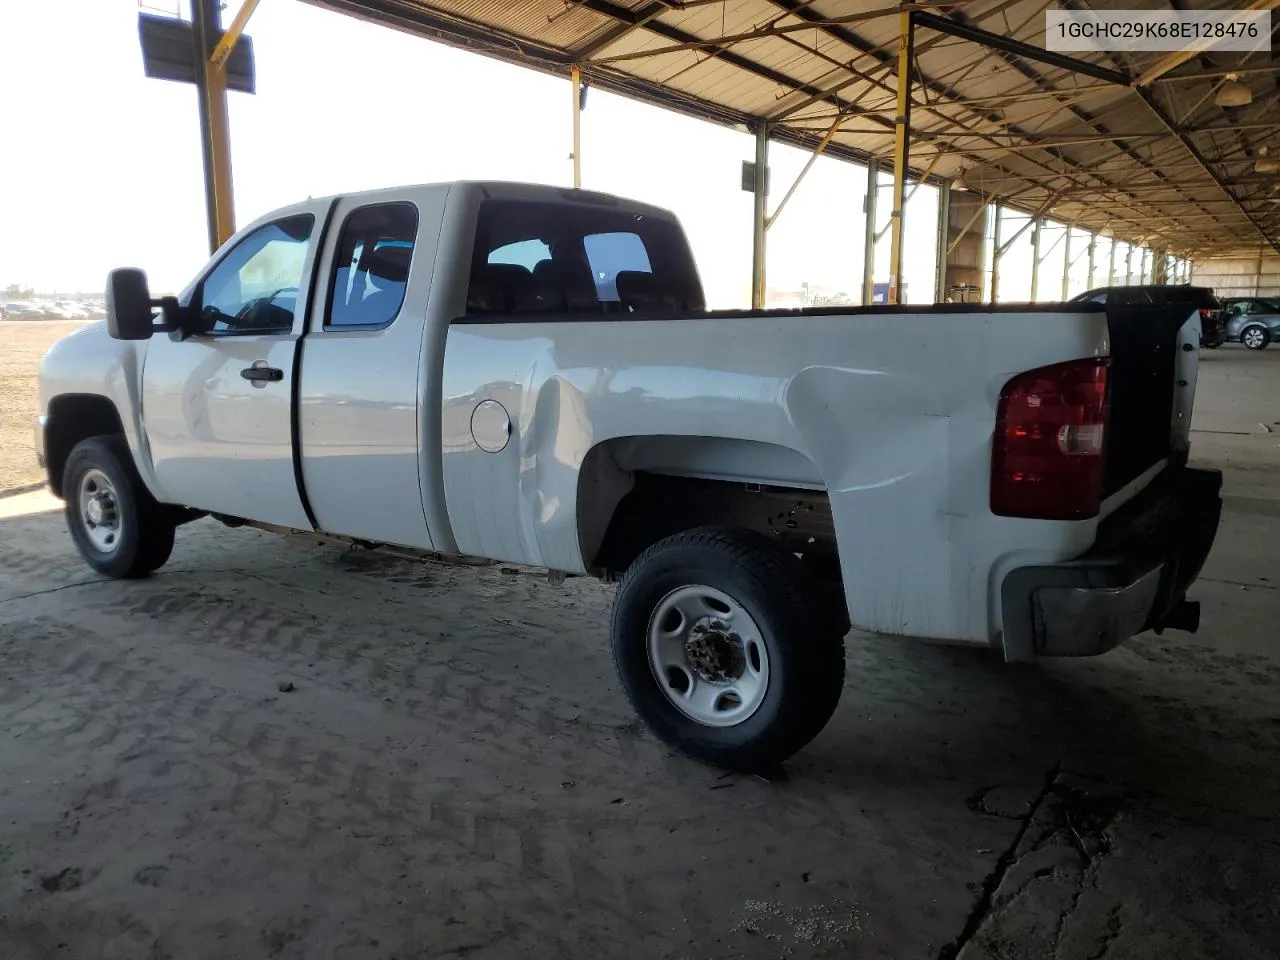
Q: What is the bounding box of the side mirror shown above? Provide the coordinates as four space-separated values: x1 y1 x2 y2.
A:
105 268 158 340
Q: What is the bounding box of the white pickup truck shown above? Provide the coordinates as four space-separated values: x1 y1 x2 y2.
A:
35 180 1221 770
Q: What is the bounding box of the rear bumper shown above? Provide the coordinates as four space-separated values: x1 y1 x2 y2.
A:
1000 466 1223 661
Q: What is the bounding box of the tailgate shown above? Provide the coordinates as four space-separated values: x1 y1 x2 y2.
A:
1101 304 1199 501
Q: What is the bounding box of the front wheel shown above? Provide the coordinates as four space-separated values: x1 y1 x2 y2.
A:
63 437 176 578
610 527 846 771
1241 325 1271 350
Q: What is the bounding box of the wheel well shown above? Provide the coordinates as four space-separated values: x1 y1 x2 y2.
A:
585 470 843 586
45 395 126 497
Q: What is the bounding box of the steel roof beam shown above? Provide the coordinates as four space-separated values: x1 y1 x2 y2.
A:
1135 88 1280 255
911 11 1130 87
928 2 1231 252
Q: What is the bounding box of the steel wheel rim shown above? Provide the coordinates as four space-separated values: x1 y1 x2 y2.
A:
646 585 770 727
78 468 123 554
1244 328 1265 348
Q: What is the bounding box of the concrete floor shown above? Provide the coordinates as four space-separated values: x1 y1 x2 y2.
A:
0 346 1276 960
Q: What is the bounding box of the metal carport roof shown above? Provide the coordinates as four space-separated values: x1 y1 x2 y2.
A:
302 0 1280 260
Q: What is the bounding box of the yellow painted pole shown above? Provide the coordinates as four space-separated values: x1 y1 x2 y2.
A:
194 0 236 251
571 65 582 188
887 9 914 305
210 0 261 69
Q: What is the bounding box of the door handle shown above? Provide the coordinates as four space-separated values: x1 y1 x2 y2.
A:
241 365 283 382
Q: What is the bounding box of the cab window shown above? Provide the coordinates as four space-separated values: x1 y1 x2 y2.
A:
198 214 314 335
465 199 704 318
326 202 418 329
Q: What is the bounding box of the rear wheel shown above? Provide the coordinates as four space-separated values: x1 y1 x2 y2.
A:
1241 325 1270 350
63 437 176 578
610 527 846 771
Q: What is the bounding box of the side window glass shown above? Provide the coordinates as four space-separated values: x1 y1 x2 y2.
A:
199 215 314 335
584 231 652 301
327 202 418 328
488 239 551 272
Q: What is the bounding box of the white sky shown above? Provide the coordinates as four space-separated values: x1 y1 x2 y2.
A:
0 0 1005 307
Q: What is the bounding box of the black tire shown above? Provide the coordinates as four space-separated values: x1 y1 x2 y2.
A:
62 436 176 578
1241 325 1271 350
610 527 846 771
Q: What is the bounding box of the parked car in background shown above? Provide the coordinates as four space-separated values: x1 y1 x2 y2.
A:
3 301 47 321
1221 297 1280 350
1069 284 1225 348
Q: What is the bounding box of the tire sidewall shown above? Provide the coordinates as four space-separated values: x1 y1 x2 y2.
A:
63 440 146 578
612 539 817 762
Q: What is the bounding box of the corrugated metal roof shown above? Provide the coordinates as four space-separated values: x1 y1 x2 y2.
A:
304 0 1280 257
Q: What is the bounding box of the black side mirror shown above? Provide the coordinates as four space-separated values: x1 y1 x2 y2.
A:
106 268 158 340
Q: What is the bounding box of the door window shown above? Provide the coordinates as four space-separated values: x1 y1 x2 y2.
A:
198 214 314 335
326 202 419 329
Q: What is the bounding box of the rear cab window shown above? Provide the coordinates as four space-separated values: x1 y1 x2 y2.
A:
465 199 703 318
326 202 418 329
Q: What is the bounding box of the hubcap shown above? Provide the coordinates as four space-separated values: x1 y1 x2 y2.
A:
647 585 770 727
1245 329 1264 348
78 468 123 554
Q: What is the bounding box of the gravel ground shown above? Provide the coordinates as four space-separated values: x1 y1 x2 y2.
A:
0 321 88 492
0 337 1277 959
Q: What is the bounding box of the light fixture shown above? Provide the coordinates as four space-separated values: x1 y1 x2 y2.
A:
953 168 970 191
1215 77 1253 108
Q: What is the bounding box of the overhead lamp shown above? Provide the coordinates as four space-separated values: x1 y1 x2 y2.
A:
952 168 970 191
1215 77 1252 108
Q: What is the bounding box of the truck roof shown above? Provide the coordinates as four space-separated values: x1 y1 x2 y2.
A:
288 180 681 224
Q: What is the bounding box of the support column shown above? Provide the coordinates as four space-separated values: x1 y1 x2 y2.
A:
1061 228 1073 300
887 9 915 305
862 159 878 305
193 0 236 252
1125 245 1134 284
935 180 950 301
990 206 1003 304
1029 218 1043 301
1087 233 1097 289
1108 240 1117 285
571 65 582 189
751 123 768 310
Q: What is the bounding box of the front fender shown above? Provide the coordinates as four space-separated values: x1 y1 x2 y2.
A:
39 322 164 500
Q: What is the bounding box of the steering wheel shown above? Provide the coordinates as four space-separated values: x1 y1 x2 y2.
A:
234 286 299 322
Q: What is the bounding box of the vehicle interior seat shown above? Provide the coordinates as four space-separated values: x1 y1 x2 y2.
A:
615 270 681 315
526 257 601 313
466 263 537 314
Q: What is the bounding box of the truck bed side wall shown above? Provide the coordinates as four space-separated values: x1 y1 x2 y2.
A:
439 311 1110 645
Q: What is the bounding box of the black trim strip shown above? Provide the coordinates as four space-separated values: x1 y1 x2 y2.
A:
449 301 1105 325
289 198 339 532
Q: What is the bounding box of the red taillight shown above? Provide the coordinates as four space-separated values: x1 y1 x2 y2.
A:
991 358 1110 520
1198 307 1212 320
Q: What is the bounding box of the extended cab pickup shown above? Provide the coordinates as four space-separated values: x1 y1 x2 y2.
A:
35 181 1222 770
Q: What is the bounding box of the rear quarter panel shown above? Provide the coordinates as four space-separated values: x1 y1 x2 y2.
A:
440 308 1111 645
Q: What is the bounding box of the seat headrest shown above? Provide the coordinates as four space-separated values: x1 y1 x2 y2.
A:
616 270 678 314
467 263 537 314
532 258 599 312
361 244 412 284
